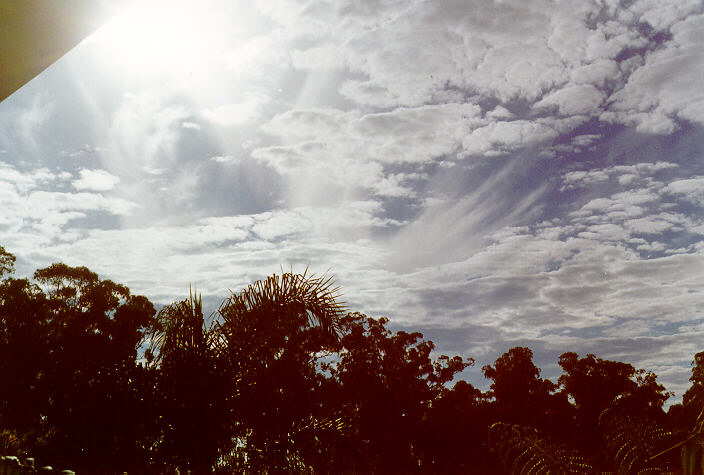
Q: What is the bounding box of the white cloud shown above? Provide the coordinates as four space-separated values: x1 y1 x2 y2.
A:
0 162 57 192
628 0 703 31
181 121 201 130
15 93 55 151
210 155 240 164
72 168 121 191
625 216 679 235
253 103 485 202
534 84 605 116
561 161 679 190
569 60 620 88
665 177 704 206
108 91 190 177
461 120 561 157
264 103 482 163
605 13 704 133
11 202 395 305
486 106 514 120
202 91 271 127
222 33 291 77
262 108 359 142
27 191 136 216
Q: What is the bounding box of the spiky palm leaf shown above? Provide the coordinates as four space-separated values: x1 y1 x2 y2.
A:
216 271 344 354
148 287 214 365
599 407 677 474
488 422 594 474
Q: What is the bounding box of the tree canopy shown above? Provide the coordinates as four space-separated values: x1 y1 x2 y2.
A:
0 245 702 473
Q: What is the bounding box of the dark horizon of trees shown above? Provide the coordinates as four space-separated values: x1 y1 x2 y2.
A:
1 244 704 473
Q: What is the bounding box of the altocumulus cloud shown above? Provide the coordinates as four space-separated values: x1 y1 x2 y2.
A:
0 0 702 400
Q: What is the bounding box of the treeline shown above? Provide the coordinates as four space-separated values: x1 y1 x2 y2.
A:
1 245 704 473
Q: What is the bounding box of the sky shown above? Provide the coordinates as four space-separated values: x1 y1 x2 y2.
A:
0 0 703 399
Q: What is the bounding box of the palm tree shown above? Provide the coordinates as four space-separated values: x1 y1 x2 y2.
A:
216 270 343 350
147 289 228 473
215 271 346 472
148 272 346 472
148 288 213 366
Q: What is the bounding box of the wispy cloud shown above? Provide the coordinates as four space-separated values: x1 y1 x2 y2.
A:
72 168 121 191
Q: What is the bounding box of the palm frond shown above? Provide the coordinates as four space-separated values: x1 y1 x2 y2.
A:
217 271 344 344
148 286 209 365
488 422 593 474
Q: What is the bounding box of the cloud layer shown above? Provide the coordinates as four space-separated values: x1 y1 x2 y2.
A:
0 0 702 400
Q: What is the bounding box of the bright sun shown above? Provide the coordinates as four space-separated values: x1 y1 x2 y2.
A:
94 0 224 78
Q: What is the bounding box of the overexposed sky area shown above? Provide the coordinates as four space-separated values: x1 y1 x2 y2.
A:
0 0 703 398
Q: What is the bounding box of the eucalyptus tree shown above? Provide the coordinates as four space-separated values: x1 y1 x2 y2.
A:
33 263 156 472
0 246 15 277
0 248 157 472
327 313 473 473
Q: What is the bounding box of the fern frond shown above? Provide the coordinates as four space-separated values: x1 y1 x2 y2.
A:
290 413 351 438
488 422 593 474
681 406 704 475
599 407 677 474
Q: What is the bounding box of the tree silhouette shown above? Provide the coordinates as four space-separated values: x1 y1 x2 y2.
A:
0 246 15 277
558 352 670 466
684 352 704 408
147 290 229 472
0 277 50 444
667 352 704 440
0 252 156 472
329 313 471 473
483 347 572 439
4 243 704 473
215 271 345 472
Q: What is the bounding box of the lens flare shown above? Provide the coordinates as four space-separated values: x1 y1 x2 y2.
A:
93 0 225 80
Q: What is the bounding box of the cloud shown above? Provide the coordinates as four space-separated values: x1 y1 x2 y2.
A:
561 162 679 190
108 91 190 177
181 121 201 130
264 103 482 163
665 177 704 206
0 162 137 259
252 103 484 203
14 93 55 151
568 60 620 88
210 155 240 164
222 33 291 77
0 161 57 192
461 120 562 157
604 13 704 133
534 84 605 116
72 168 121 191
1 0 703 404
201 91 272 127
14 201 396 305
27 191 135 217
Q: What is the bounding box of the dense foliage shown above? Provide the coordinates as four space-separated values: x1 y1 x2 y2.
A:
1 244 703 473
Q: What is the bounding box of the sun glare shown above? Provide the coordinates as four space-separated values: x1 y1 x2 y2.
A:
94 1 224 79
